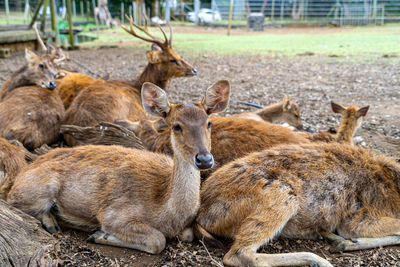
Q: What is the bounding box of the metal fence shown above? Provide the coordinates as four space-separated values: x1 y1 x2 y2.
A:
211 0 400 26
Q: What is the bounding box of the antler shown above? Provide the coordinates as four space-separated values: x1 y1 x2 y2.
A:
32 22 47 52
121 15 173 49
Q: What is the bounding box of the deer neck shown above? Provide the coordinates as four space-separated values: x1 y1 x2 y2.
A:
255 102 284 123
163 135 201 234
336 119 356 145
138 125 172 155
133 63 170 90
6 65 34 92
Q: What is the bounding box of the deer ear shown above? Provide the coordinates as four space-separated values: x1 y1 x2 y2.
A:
331 101 345 114
151 43 162 51
202 80 230 115
25 48 39 64
356 105 369 117
46 43 55 55
283 97 291 111
141 82 170 118
146 50 162 64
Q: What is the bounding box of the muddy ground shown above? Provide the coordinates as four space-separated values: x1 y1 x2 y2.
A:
1 45 399 266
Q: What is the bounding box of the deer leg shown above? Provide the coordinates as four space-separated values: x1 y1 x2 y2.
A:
37 212 61 233
178 227 194 242
331 211 400 252
94 208 166 254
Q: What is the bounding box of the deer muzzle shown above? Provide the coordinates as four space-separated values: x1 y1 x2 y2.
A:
194 152 214 170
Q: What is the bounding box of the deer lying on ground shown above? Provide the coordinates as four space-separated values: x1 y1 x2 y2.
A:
0 138 26 200
232 95 303 129
0 49 57 100
7 80 229 254
116 115 310 177
195 142 400 267
0 49 65 150
305 101 369 145
63 16 196 146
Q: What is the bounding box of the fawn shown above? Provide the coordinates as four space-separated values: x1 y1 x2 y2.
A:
232 95 303 129
305 101 369 145
7 80 230 254
0 49 65 150
195 142 400 267
0 138 26 200
63 16 196 146
116 116 309 177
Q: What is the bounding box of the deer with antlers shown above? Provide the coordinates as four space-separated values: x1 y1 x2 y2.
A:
7 80 229 254
0 24 65 150
63 16 197 146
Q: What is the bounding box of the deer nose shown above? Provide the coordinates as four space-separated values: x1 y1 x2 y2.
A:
191 68 197 75
48 81 56 90
296 124 304 131
194 152 214 170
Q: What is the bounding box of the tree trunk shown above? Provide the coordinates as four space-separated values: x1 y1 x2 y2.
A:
97 0 115 27
0 200 57 267
60 122 144 149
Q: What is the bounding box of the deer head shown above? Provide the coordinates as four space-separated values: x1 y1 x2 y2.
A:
122 16 197 78
32 23 76 75
141 80 230 169
282 95 302 129
23 48 57 90
331 101 369 138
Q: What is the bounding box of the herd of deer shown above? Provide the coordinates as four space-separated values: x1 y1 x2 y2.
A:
0 18 399 267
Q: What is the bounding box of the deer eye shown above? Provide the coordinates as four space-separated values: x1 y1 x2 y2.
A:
170 59 178 64
173 124 182 132
207 121 213 129
38 64 44 69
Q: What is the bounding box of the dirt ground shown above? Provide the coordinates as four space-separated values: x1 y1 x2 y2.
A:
1 46 400 266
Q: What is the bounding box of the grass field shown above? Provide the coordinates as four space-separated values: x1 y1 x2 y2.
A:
80 24 400 60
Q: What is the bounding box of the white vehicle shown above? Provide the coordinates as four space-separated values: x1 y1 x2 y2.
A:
186 8 222 24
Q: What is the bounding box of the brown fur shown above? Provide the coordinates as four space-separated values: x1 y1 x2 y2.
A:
0 138 26 200
0 85 65 150
0 49 58 99
56 73 103 109
196 143 400 266
7 81 230 254
232 96 302 129
117 117 310 177
304 102 369 145
63 24 196 146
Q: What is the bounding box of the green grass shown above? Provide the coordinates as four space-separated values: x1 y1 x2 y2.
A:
81 24 400 60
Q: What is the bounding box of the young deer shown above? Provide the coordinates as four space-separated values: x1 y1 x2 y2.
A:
305 101 369 145
116 116 310 177
7 80 230 254
63 16 196 146
195 142 400 267
0 49 57 100
232 96 303 129
0 138 26 200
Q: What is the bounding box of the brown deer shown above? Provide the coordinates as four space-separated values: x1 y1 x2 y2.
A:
0 48 65 150
62 17 196 146
7 80 230 254
0 49 57 100
0 138 26 200
232 96 303 129
195 142 400 267
115 116 310 177
305 101 369 145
